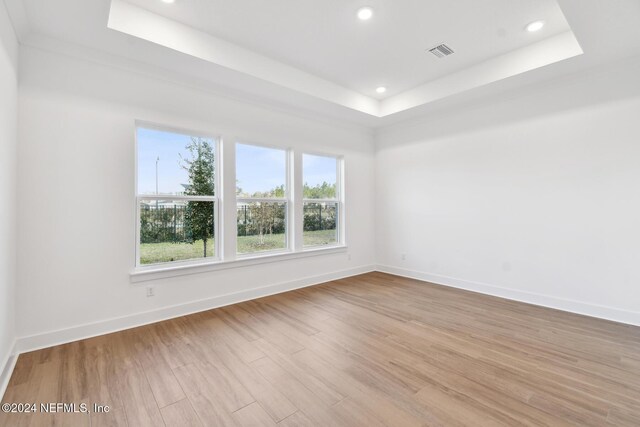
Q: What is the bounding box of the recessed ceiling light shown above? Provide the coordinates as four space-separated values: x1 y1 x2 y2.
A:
357 7 374 21
526 20 545 32
161 0 175 4
376 86 387 94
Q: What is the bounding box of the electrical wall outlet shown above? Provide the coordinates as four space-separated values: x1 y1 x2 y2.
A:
146 286 155 297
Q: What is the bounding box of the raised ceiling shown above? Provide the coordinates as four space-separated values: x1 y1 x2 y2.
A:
107 0 582 116
5 0 640 127
122 0 572 99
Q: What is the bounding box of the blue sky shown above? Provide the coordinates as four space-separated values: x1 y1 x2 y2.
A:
303 154 337 188
236 143 286 196
138 128 337 196
138 128 196 195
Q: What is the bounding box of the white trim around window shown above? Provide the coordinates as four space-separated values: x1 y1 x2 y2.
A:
131 122 346 282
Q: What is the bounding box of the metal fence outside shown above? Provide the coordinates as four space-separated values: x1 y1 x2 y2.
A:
140 201 337 244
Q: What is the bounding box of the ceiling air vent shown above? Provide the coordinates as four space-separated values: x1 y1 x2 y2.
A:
428 44 454 58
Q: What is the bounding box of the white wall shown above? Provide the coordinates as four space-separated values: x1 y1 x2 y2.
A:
376 56 640 325
16 45 376 347
0 0 18 387
13 33 640 356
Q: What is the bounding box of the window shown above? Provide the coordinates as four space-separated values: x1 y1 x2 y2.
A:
133 123 345 274
236 143 289 255
136 127 218 265
302 154 340 247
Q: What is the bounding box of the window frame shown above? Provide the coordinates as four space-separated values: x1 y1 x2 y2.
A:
134 122 221 268
301 151 344 249
131 122 347 280
235 141 292 257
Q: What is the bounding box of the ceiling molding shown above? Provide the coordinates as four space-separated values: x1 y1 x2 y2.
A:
380 31 582 116
375 52 640 141
107 0 583 119
107 0 381 116
19 34 376 136
3 0 31 41
10 0 640 130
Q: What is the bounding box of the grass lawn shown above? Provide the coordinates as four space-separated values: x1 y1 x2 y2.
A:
140 229 337 265
303 229 337 247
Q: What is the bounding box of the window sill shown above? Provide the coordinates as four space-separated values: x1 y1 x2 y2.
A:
130 245 348 284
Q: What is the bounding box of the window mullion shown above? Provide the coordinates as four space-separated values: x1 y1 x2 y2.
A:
237 197 287 203
339 156 345 246
137 195 216 201
221 137 237 261
302 198 338 204
292 151 303 252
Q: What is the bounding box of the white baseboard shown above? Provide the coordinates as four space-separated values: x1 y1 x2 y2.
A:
10 263 638 381
15 265 376 354
0 340 18 401
376 265 640 327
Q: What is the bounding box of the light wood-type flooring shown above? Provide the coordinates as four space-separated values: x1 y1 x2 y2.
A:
2 272 640 426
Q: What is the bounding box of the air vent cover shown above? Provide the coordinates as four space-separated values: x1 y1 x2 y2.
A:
429 44 455 58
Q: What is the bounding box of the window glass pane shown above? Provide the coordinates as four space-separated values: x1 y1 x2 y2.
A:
236 144 286 197
303 202 338 247
237 202 286 254
139 200 215 264
137 128 215 196
303 154 337 199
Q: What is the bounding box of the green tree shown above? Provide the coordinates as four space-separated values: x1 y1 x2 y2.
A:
249 184 285 245
181 138 215 257
247 203 276 245
303 181 336 199
302 182 337 233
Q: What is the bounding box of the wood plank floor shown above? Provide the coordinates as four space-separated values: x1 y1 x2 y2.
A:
2 272 640 426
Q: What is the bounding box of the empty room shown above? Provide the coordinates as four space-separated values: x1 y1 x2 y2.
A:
1 0 640 426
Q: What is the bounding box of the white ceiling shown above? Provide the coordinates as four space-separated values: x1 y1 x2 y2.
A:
122 0 571 99
105 0 582 116
4 0 640 129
